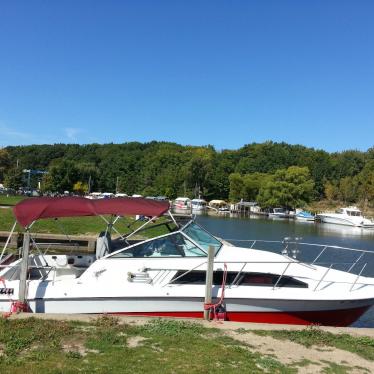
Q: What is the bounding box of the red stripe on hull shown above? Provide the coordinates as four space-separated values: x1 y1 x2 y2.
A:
112 306 370 327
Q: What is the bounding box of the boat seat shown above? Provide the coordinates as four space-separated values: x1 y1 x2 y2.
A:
96 231 112 259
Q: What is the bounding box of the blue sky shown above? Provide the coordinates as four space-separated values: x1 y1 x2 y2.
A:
0 1 373 152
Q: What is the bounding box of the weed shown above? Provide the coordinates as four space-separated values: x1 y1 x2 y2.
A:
141 318 205 336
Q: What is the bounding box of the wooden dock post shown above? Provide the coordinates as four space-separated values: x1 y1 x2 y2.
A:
204 245 215 320
18 230 30 307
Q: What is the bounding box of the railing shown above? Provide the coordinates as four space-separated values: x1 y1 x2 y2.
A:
224 238 374 265
144 239 374 292
145 258 371 292
1 238 373 293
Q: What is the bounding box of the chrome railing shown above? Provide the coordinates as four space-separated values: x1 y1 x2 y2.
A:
144 238 374 292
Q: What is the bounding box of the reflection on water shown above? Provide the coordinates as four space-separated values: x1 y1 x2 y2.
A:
195 214 374 327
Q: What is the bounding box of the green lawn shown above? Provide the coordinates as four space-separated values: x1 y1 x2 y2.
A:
0 317 293 374
1 317 373 374
0 195 27 206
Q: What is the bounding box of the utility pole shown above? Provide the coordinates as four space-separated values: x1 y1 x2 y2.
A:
88 175 92 193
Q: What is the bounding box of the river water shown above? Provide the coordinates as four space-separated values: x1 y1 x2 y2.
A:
195 213 374 327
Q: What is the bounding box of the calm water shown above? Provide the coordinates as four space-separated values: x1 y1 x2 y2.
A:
195 213 374 327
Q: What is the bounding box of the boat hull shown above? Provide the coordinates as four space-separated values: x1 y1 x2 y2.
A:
2 296 372 327
318 215 374 228
112 306 369 327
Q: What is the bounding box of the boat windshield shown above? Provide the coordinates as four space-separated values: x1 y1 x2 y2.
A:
182 222 222 255
110 232 207 258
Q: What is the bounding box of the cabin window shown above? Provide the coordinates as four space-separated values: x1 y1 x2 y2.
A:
110 233 207 258
171 271 308 288
347 210 361 217
182 222 222 254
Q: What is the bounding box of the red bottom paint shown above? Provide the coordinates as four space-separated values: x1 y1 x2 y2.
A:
112 306 370 327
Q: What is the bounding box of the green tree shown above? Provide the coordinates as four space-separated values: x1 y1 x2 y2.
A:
357 161 374 209
4 167 24 190
338 176 358 203
257 166 314 209
0 148 11 182
242 173 270 201
73 181 89 195
228 173 244 201
324 181 339 201
42 159 79 193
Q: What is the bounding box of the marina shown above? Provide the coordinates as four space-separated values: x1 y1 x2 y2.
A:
1 197 374 327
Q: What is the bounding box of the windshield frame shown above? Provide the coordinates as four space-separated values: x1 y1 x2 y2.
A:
106 225 209 259
181 220 223 255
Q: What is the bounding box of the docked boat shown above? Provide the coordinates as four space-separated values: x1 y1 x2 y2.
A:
317 207 374 228
295 210 315 221
191 198 207 212
209 200 229 214
268 208 291 219
173 197 191 211
1 197 374 326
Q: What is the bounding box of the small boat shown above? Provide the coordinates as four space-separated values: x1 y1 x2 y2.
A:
173 197 191 211
295 211 315 221
2 197 374 326
191 198 207 212
209 200 229 213
317 207 374 228
268 208 290 218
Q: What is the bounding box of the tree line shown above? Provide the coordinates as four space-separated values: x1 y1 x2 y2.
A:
0 141 373 208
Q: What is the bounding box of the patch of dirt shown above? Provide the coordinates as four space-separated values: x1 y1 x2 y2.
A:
61 337 99 356
227 330 374 374
127 336 147 348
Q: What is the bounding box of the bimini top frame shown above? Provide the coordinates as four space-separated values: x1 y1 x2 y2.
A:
13 196 170 228
3 196 172 311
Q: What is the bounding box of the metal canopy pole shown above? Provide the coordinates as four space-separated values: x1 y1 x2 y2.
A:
0 220 17 261
125 216 158 240
18 229 31 307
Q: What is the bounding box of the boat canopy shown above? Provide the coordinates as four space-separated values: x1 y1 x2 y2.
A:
13 197 170 228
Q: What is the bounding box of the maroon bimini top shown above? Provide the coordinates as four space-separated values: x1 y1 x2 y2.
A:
13 197 170 228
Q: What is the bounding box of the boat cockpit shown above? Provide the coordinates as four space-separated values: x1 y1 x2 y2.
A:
0 218 222 282
108 221 222 258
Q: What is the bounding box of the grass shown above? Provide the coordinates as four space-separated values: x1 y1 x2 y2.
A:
0 195 26 206
252 325 374 361
0 317 294 374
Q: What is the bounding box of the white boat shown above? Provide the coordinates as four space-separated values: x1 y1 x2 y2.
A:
268 208 290 218
295 210 315 221
173 197 191 211
191 198 207 212
1 197 374 326
317 207 374 228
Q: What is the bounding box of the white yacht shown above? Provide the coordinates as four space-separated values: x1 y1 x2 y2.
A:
1 197 374 326
317 207 374 228
191 198 207 212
